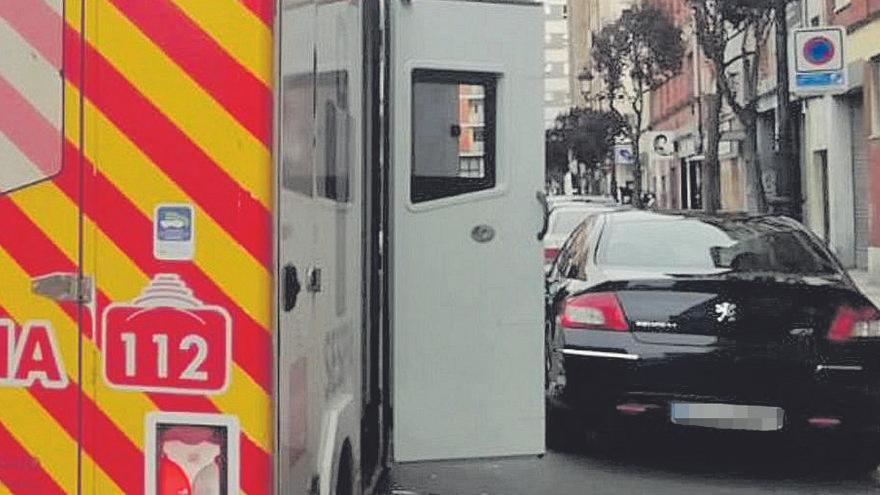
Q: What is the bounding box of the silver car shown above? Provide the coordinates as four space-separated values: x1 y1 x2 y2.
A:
543 201 617 268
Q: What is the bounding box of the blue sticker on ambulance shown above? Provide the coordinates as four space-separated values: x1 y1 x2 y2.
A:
154 204 195 260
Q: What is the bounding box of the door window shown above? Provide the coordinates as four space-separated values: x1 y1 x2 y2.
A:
281 74 315 196
411 70 497 203
316 71 351 203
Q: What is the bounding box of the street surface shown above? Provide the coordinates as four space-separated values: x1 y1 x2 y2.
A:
382 429 880 494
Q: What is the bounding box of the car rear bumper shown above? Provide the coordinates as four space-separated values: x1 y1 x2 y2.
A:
556 329 880 435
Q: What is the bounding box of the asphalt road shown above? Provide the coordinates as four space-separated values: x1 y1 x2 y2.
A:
381 429 880 494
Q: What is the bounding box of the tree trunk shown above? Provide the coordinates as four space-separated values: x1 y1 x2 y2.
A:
774 0 801 219
610 161 618 200
741 57 768 213
633 129 643 208
632 96 644 208
741 115 768 213
703 91 722 213
608 101 620 201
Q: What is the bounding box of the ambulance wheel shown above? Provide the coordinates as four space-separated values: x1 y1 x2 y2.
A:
335 441 354 495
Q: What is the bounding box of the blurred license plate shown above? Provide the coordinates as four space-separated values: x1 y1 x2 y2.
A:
670 403 784 431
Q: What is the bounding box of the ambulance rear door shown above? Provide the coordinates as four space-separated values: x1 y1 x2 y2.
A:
387 0 546 462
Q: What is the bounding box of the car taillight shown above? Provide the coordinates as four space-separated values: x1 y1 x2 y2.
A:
828 305 880 341
544 247 560 263
560 292 629 331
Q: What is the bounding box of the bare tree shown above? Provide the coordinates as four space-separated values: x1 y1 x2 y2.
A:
592 4 684 207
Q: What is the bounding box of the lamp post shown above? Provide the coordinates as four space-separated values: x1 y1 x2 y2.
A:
577 66 618 198
577 67 594 109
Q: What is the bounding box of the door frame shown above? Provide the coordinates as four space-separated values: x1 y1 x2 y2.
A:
359 0 387 487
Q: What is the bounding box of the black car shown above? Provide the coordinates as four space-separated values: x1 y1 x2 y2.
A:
545 210 880 456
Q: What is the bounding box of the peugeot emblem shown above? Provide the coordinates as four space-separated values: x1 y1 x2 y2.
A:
715 302 738 323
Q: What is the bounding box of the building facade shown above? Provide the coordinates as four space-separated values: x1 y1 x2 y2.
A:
799 0 880 272
566 0 636 196
647 0 802 215
567 0 634 108
641 0 880 274
544 0 572 127
645 0 712 211
458 84 487 178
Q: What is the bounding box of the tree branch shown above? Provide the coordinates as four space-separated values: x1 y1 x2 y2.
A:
721 76 745 117
723 51 758 69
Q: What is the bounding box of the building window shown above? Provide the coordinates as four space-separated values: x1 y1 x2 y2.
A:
411 70 497 203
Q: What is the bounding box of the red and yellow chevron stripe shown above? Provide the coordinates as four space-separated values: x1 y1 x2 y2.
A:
0 0 274 493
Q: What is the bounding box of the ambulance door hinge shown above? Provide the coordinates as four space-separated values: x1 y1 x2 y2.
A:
31 273 94 304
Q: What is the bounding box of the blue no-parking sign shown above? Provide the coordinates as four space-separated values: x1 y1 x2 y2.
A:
791 27 847 95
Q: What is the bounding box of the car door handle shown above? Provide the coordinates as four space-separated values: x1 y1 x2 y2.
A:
283 264 301 312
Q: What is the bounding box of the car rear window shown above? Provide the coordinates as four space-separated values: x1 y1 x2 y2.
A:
597 217 840 275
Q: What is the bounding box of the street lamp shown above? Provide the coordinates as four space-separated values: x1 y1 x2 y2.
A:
577 67 594 108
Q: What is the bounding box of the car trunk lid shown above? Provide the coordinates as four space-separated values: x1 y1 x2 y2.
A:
594 276 867 401
607 276 858 346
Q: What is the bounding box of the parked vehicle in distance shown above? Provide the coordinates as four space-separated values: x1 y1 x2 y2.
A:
543 196 619 267
546 194 618 211
545 210 880 465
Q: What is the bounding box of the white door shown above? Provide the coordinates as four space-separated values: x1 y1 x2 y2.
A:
388 0 545 462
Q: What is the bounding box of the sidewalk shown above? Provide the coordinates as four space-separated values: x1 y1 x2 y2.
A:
849 270 880 308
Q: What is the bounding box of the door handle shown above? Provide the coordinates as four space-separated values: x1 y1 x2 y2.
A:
283 265 301 312
307 267 323 294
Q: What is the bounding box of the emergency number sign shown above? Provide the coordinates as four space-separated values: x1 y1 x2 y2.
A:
102 274 231 395
791 27 847 95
